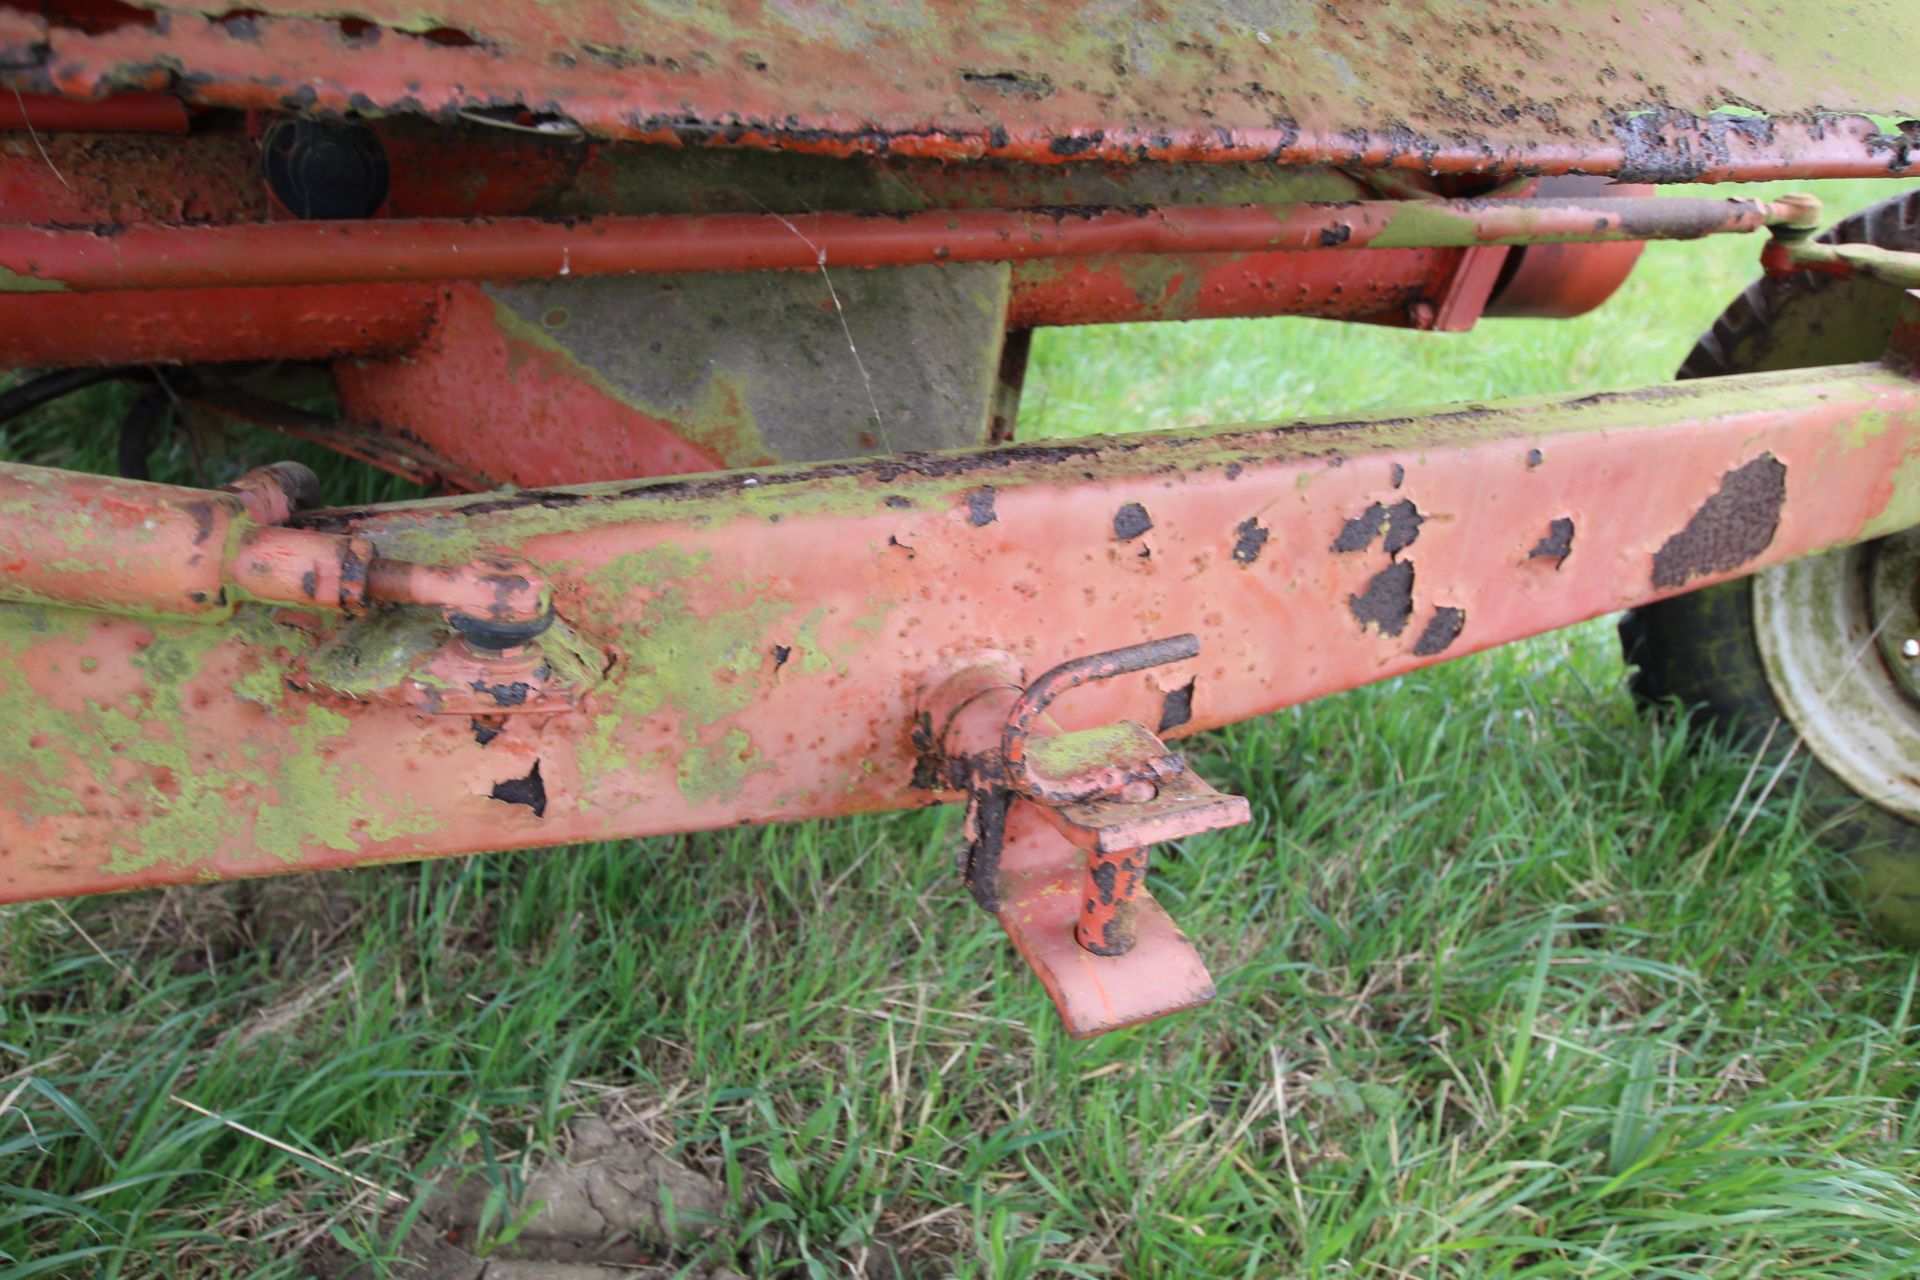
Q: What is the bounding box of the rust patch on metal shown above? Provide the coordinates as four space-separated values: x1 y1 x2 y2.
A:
1331 498 1422 555
1382 500 1423 556
490 760 547 817
1090 858 1118 905
1157 678 1195 733
1113 502 1152 540
962 787 1011 911
1078 845 1146 957
1412 606 1466 656
1349 560 1415 636
1333 504 1383 552
1651 453 1788 589
469 678 531 707
1230 517 1268 565
1528 516 1575 567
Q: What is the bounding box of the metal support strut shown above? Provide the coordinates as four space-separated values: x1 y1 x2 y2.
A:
0 195 1807 293
1763 192 1920 292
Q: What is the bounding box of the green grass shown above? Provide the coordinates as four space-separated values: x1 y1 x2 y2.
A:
6 179 1920 1278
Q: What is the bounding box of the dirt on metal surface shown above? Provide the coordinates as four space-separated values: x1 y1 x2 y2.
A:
2 2 1917 179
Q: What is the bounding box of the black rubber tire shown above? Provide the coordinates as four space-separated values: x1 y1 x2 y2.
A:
1619 190 1920 946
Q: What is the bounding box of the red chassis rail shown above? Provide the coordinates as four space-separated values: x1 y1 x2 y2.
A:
6 350 1920 901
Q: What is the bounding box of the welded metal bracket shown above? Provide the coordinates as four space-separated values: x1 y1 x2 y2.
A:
993 797 1220 1038
290 607 604 717
921 636 1251 1036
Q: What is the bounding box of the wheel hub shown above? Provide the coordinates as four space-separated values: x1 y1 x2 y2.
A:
1753 528 1920 822
1870 532 1920 707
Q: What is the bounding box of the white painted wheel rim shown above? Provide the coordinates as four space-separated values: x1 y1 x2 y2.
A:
1752 532 1920 823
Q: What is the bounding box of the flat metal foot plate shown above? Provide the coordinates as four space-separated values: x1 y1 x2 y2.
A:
994 802 1214 1038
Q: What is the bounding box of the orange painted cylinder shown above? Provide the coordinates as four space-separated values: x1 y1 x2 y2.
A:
0 464 243 615
364 557 547 625
228 525 369 612
1076 845 1150 956
0 463 369 616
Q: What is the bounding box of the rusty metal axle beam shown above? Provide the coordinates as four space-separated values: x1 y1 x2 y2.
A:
6 348 1920 907
0 196 1798 294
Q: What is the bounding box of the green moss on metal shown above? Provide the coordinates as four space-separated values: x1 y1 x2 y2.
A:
304 606 447 697
575 548 786 805
1861 441 1920 542
1025 723 1154 778
677 727 772 808
1367 200 1484 249
0 600 435 869
1847 408 1895 449
789 605 840 675
0 608 92 816
0 265 67 293
535 616 608 689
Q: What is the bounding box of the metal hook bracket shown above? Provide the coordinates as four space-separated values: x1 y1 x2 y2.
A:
917 635 1251 1037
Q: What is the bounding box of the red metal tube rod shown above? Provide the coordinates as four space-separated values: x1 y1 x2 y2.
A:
1762 237 1920 290
0 92 189 133
364 557 550 628
1077 845 1150 957
0 463 562 630
0 196 1798 293
0 463 372 616
7 359 1920 901
0 464 240 616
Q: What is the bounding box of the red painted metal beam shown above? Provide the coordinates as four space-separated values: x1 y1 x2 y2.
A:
0 253 1463 370
3 358 1919 901
0 90 187 132
0 197 1792 294
0 284 442 367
